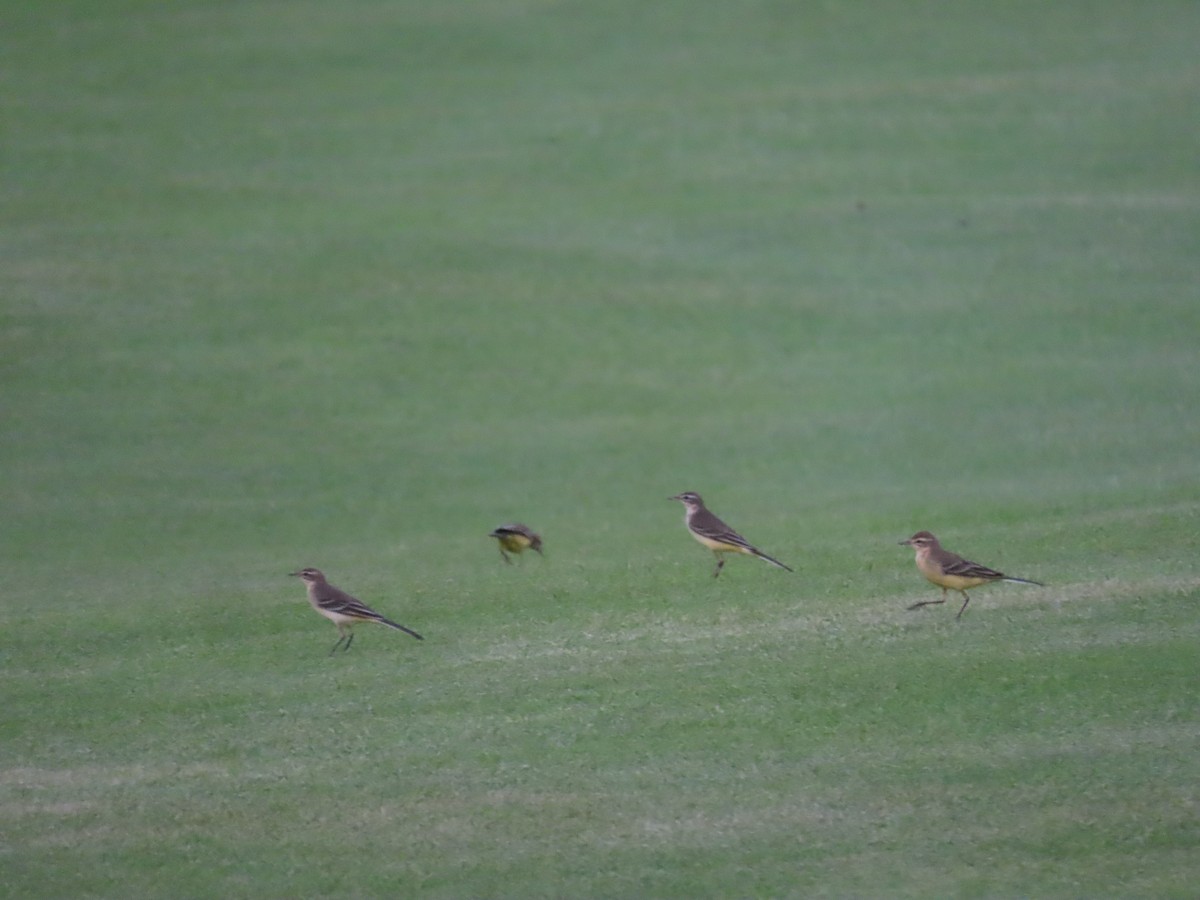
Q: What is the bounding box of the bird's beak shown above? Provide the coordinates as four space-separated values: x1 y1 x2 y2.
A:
898 539 912 546
668 494 682 501
288 571 301 577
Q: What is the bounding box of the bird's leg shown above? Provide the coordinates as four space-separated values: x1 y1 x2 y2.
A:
907 600 945 614
500 548 512 565
955 592 971 620
329 625 354 655
907 588 945 609
712 555 725 578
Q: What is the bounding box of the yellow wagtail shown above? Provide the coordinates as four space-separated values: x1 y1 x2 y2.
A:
899 531 1043 619
670 491 793 578
290 567 424 654
488 523 543 564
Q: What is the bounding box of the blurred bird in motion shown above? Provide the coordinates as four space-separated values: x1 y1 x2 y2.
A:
489 523 544 564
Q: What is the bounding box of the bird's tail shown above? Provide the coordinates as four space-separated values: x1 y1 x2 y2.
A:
1002 576 1043 586
752 549 794 572
382 618 425 640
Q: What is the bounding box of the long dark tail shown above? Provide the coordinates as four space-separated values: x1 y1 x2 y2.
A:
1002 576 1043 586
382 618 425 640
752 549 793 572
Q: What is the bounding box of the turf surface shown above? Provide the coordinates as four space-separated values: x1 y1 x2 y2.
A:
3 1 1199 896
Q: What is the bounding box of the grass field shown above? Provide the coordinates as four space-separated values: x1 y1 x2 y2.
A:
4 1 1199 896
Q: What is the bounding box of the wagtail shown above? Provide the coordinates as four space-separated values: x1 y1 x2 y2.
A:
489 523 543 564
670 491 793 577
899 531 1043 619
290 567 424 654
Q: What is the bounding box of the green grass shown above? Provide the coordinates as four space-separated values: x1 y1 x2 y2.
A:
3 1 1199 896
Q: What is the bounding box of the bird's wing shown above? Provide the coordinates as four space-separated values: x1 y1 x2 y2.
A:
942 555 1004 580
690 511 755 550
491 523 533 538
319 593 385 622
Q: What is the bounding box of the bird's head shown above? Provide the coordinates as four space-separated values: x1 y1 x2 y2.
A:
289 567 325 583
899 531 938 548
669 491 703 510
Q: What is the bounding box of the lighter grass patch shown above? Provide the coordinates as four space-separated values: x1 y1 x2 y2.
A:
0 761 237 790
465 574 1200 667
632 798 867 848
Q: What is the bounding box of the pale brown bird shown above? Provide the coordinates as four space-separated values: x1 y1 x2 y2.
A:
670 491 793 578
899 531 1043 619
290 567 423 654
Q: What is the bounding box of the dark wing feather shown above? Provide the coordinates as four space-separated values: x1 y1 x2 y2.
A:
689 510 755 550
318 593 387 622
942 555 1005 580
